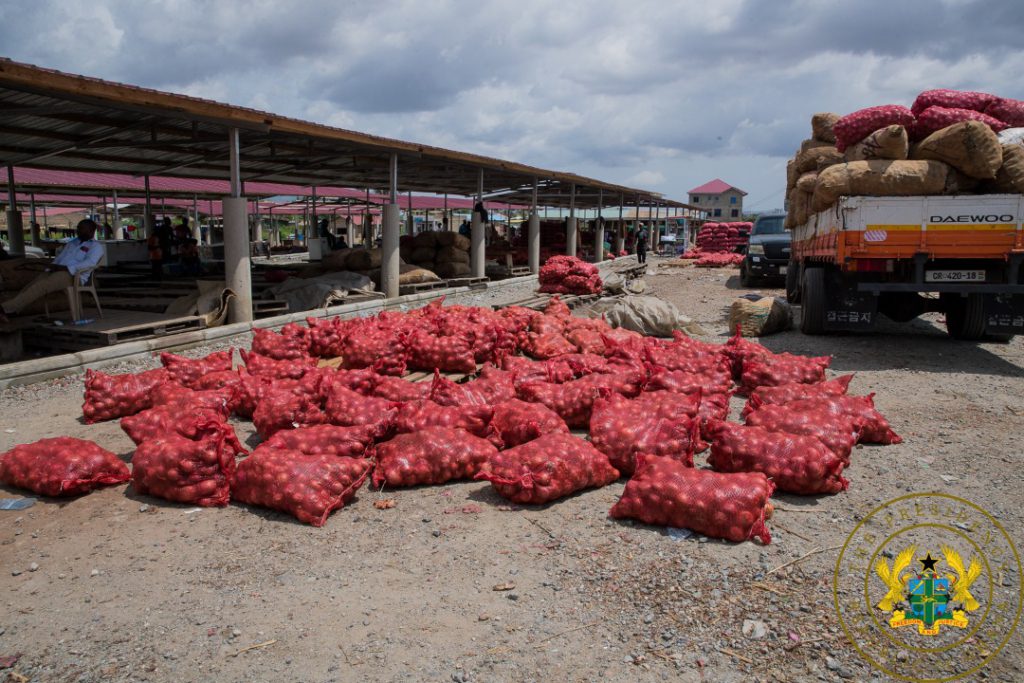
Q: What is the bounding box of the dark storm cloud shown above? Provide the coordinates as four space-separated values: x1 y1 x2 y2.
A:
1 0 1022 207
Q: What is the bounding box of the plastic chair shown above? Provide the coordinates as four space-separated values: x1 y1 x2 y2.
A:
44 266 103 321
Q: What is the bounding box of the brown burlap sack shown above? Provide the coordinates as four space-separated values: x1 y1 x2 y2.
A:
434 262 471 278
435 246 470 264
811 113 840 143
729 297 793 337
988 143 1024 193
796 172 818 193
844 125 909 162
413 231 439 248
799 138 833 154
796 145 844 173
786 159 798 191
913 121 1003 179
398 263 440 285
410 246 437 264
784 189 798 229
346 248 383 271
322 247 357 270
436 232 471 251
796 190 813 225
811 160 950 213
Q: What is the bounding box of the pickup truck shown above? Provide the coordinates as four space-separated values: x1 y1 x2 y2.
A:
740 213 789 286
787 194 1024 340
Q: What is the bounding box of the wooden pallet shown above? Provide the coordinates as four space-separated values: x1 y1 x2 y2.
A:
611 263 648 279
493 292 602 312
398 280 449 295
101 296 178 314
23 311 206 351
444 276 488 289
253 299 289 318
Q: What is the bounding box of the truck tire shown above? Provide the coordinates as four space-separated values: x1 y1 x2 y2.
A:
740 262 754 288
945 294 986 340
785 261 801 304
800 267 827 335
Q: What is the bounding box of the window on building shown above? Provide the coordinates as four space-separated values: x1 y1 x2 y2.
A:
692 196 699 203
714 209 722 217
731 209 739 217
730 196 737 204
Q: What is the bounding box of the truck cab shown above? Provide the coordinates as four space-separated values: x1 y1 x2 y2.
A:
740 212 790 286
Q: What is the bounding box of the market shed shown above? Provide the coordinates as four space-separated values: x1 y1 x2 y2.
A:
0 58 676 319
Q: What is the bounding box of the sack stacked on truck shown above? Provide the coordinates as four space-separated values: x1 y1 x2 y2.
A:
792 90 1024 223
785 112 843 229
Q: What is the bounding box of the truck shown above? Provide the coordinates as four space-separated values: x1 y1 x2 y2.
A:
787 194 1024 340
741 212 789 286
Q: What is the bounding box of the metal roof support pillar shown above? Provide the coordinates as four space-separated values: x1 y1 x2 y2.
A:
615 196 624 254
470 168 485 278
566 183 577 257
443 193 450 231
112 190 121 240
143 175 153 240
191 194 199 243
29 192 40 247
223 126 253 323
381 153 401 299
5 166 24 256
308 186 323 261
528 178 540 274
594 189 605 263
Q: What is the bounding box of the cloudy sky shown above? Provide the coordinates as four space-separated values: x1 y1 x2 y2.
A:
2 0 1023 211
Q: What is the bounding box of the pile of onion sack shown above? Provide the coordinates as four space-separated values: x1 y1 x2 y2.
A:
1 299 901 541
538 255 603 295
694 222 751 253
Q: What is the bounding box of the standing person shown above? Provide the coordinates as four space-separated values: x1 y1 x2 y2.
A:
147 215 167 280
636 222 649 264
0 219 105 323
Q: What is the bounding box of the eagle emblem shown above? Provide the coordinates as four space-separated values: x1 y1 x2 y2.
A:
873 546 980 636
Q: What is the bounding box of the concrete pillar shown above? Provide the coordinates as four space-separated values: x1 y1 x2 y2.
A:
565 216 577 257
470 211 485 277
381 203 401 298
345 217 354 247
615 202 625 254
594 219 605 263
5 210 25 256
528 212 540 274
223 196 252 323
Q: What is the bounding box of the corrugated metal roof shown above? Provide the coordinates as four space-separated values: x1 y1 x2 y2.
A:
0 58 683 209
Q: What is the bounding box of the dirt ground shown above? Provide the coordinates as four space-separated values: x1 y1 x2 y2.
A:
1 257 1022 683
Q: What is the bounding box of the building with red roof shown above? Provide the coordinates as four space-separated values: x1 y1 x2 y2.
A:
688 179 747 219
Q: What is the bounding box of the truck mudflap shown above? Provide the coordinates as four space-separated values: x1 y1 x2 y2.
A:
825 289 878 331
983 294 1024 334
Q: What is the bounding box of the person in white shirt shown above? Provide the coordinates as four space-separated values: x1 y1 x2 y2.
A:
0 219 105 323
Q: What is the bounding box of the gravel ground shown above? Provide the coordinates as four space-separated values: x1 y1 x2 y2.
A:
1 255 1022 683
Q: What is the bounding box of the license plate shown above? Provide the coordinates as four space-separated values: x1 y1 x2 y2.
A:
779 266 787 275
925 270 985 282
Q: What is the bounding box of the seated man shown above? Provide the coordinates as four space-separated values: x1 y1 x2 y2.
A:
0 219 105 323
